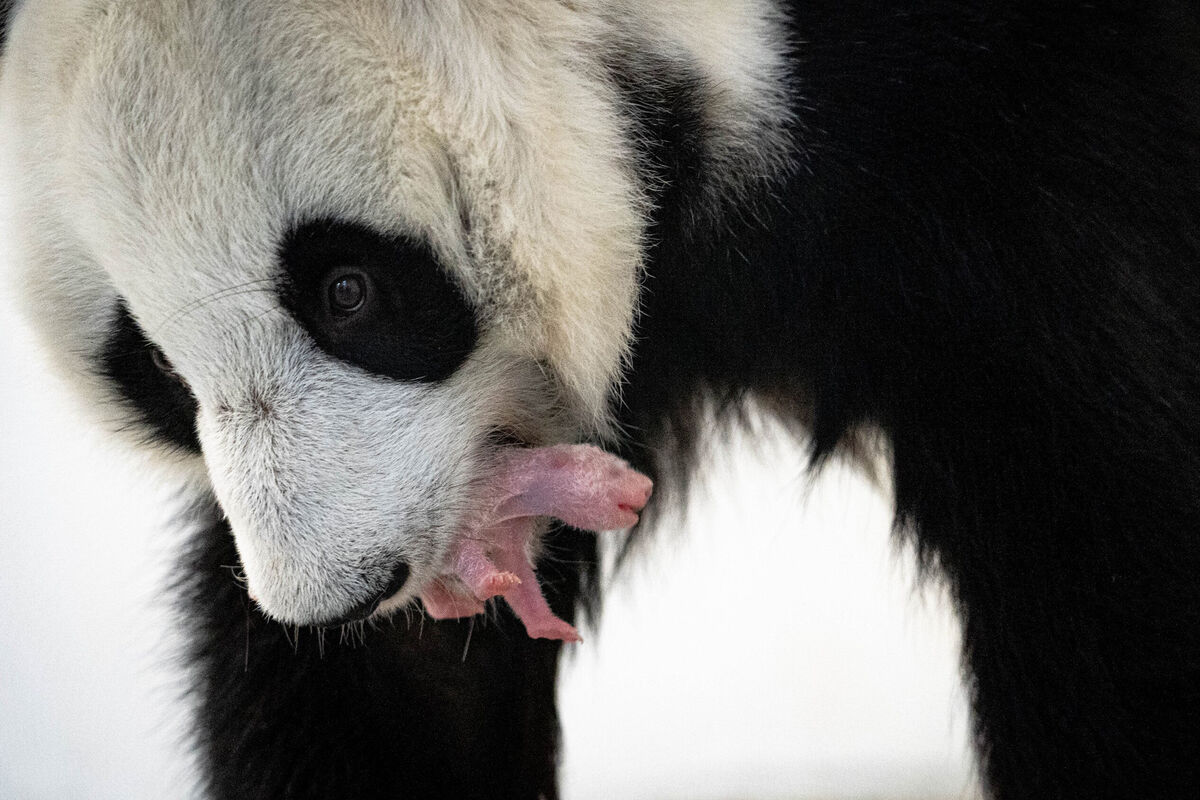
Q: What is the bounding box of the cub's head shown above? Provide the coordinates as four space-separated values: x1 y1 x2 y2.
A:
0 1 643 625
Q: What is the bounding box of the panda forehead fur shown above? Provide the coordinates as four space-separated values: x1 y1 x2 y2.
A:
0 0 791 624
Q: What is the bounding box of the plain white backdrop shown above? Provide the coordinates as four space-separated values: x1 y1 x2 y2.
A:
0 183 979 799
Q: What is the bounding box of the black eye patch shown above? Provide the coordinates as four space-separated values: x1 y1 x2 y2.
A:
99 304 201 453
276 220 479 382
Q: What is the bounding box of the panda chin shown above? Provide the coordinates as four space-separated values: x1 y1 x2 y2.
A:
274 559 413 628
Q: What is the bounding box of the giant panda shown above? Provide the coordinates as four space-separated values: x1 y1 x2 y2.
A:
2 2 1199 798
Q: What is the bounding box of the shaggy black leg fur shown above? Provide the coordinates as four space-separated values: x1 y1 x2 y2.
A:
178 500 594 800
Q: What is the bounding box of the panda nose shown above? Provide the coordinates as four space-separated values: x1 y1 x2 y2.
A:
316 560 411 626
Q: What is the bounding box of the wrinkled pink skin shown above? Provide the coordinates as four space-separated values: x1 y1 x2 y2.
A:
419 445 653 643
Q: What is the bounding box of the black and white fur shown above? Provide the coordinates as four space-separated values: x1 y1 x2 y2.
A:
3 2 1199 798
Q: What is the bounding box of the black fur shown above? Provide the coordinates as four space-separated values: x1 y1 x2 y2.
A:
619 2 1200 798
277 219 479 383
76 2 1200 798
100 303 201 454
0 0 15 55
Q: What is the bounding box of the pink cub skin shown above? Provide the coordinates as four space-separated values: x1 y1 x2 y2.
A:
419 445 653 642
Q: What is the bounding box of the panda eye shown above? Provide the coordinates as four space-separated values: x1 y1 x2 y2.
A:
327 271 370 315
279 220 478 382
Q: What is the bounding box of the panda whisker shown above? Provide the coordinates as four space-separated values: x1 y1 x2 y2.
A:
223 564 249 590
163 277 276 317
151 280 278 338
244 603 252 674
461 617 475 663
209 304 280 340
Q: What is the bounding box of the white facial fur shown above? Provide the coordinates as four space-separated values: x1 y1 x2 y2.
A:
0 0 791 624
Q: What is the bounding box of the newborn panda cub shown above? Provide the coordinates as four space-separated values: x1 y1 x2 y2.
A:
423 444 652 642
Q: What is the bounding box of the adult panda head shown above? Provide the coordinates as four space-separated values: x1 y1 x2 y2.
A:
0 1 647 626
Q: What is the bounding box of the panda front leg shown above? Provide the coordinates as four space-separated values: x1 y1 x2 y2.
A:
891 419 1200 800
180 500 591 800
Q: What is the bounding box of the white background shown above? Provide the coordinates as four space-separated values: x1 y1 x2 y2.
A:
0 188 979 799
